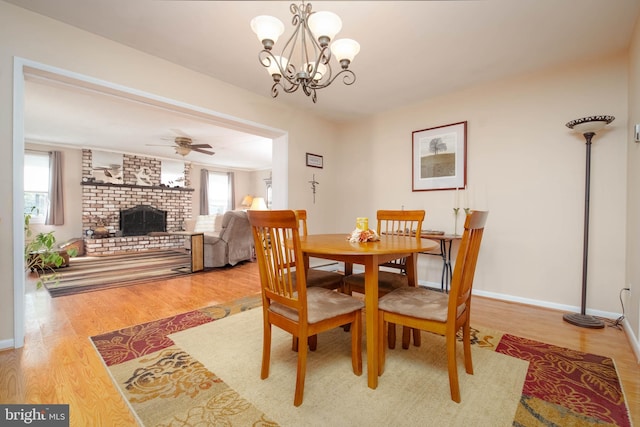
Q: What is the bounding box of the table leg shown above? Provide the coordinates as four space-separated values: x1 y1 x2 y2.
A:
344 262 353 276
363 256 379 389
405 254 421 347
439 240 446 291
443 239 453 293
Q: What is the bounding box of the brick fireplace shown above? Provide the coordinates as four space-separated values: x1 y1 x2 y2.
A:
81 150 193 256
119 205 167 236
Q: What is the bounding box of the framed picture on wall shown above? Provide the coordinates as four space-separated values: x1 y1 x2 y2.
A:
412 121 467 191
306 152 323 168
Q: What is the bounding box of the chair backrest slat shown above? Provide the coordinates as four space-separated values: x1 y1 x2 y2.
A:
377 210 425 271
448 210 488 319
376 210 425 238
249 210 307 316
294 210 308 236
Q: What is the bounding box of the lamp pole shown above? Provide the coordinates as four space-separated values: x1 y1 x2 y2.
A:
563 115 614 329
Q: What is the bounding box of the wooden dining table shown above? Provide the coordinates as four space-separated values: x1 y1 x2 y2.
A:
299 233 438 389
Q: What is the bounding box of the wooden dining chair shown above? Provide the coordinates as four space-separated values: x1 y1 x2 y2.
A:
247 210 364 407
377 210 488 403
343 209 425 349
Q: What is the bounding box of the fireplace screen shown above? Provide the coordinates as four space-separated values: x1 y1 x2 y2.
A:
120 205 167 236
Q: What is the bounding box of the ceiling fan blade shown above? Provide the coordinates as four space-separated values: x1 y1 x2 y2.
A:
145 143 173 146
189 143 213 149
170 128 190 138
192 148 215 155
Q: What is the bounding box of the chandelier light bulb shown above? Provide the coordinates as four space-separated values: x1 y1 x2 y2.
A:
304 62 327 81
265 55 288 77
330 38 360 65
308 11 342 45
251 15 285 49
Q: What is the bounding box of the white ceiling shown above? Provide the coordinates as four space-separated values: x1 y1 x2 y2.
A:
23 74 274 170
9 0 640 169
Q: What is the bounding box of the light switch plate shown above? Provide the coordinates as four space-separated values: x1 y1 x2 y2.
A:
636 124 640 142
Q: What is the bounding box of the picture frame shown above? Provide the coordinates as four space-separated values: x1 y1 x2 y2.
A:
306 152 323 169
412 121 467 191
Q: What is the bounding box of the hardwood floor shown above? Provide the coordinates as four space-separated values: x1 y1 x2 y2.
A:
0 261 638 426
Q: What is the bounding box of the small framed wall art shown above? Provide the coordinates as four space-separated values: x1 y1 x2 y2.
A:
306 152 323 168
412 121 467 191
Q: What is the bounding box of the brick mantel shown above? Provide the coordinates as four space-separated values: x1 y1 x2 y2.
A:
81 181 194 192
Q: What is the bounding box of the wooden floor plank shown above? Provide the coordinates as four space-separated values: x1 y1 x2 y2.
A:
0 261 637 426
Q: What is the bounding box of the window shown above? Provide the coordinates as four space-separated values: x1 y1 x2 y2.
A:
24 152 50 224
207 172 231 214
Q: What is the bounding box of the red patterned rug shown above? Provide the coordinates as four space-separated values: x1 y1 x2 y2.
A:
497 334 631 426
90 296 632 426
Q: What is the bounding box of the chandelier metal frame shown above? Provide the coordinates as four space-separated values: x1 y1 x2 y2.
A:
253 2 358 103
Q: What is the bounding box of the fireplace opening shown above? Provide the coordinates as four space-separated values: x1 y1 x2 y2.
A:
120 205 167 236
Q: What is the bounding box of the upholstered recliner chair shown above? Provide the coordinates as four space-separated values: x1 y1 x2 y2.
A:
185 210 254 268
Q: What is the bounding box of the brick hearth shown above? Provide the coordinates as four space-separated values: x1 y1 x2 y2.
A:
84 234 186 256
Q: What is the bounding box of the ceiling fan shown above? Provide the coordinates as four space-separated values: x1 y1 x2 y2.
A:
148 136 215 157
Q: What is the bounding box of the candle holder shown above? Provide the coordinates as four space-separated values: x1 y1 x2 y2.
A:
453 208 460 236
464 208 471 216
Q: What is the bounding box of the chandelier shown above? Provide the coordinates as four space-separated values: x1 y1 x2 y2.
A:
250 2 360 103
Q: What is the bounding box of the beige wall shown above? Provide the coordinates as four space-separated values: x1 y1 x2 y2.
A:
335 54 630 320
627 16 640 345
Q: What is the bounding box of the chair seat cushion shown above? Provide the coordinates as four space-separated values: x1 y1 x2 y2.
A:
294 269 343 290
343 271 408 294
378 287 464 322
270 287 364 324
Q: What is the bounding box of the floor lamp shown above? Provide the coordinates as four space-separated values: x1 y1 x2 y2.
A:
563 115 615 329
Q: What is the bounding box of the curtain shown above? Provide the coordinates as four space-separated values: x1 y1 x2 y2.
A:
228 172 235 210
200 168 209 215
45 151 64 225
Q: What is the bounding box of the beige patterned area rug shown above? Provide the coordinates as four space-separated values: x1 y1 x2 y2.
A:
91 295 633 427
170 310 526 427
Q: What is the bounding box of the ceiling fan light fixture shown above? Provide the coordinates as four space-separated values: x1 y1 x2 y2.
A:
175 146 190 156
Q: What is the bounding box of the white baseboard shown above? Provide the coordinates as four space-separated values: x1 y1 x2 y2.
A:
623 318 640 363
420 279 640 361
0 338 15 351
419 279 624 320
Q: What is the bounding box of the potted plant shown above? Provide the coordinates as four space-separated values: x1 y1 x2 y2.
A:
24 209 77 288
